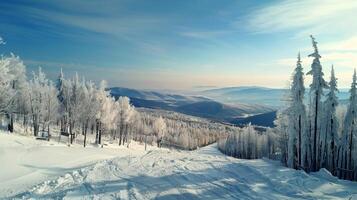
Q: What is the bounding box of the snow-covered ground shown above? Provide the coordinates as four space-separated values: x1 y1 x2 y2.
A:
0 132 147 198
1 132 357 199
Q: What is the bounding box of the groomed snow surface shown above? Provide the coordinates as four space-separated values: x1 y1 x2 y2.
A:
1 132 357 200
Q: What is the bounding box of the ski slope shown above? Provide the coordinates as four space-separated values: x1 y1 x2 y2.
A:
1 133 357 199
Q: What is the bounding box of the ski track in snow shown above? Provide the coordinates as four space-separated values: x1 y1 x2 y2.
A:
2 134 357 199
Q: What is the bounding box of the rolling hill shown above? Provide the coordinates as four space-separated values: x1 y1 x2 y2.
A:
109 87 273 124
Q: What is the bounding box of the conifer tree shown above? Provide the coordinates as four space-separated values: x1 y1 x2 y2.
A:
307 35 328 171
287 53 309 169
321 66 339 173
338 70 357 179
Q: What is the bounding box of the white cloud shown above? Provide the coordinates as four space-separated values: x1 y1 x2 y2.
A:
24 7 164 37
247 0 357 36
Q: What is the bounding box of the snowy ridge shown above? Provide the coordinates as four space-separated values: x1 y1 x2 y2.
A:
8 143 357 199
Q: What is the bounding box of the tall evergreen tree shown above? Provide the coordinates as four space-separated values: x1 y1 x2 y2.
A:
56 68 67 133
321 66 339 173
338 69 357 179
307 35 328 171
287 53 309 169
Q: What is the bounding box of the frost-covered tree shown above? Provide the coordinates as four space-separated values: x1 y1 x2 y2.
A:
0 57 14 114
81 81 99 147
320 66 339 173
116 96 135 146
218 124 277 160
94 80 110 144
55 69 72 135
307 35 328 171
275 109 290 165
100 97 118 140
29 67 53 136
68 73 86 142
41 82 59 135
0 54 26 132
338 70 357 180
153 116 166 147
287 53 309 169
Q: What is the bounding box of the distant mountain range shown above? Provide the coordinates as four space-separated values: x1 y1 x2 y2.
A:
109 87 273 124
200 86 350 107
109 86 351 128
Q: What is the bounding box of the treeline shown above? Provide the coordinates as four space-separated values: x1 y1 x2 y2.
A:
136 108 231 150
218 124 278 159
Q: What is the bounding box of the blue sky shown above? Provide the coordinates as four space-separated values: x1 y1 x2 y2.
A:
0 0 357 90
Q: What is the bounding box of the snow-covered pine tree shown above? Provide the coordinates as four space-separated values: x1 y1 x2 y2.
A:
274 108 290 165
338 69 357 180
307 35 328 172
56 69 66 132
287 53 309 169
320 66 339 173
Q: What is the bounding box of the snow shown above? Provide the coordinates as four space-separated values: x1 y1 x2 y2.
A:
1 133 357 199
0 132 146 198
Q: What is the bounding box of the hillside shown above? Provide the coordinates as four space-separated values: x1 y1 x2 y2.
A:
110 87 273 123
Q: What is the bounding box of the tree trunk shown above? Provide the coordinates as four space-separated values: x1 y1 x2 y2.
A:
330 117 335 174
98 122 102 145
9 113 14 132
119 123 124 146
47 124 50 141
348 120 354 180
84 127 87 147
145 135 147 151
95 120 99 144
313 91 319 172
298 115 302 167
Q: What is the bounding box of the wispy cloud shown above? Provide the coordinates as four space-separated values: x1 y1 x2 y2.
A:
0 36 5 45
322 36 357 52
17 5 165 38
247 0 357 36
179 30 234 39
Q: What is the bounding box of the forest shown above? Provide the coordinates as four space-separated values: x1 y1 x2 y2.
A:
0 50 235 151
